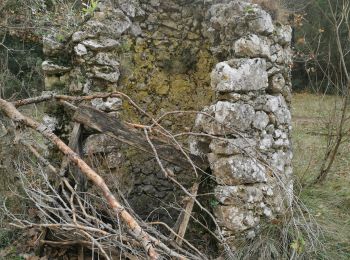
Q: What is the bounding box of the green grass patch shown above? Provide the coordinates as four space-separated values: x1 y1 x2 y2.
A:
292 93 350 259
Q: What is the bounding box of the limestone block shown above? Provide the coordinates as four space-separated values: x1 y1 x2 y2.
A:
72 31 90 43
209 154 267 185
91 97 122 111
254 94 288 114
211 59 268 93
247 7 274 35
92 66 120 83
215 206 259 232
270 45 293 65
108 9 132 37
82 38 120 51
106 151 123 169
209 138 257 156
234 34 271 58
90 52 120 68
215 185 264 205
274 25 292 46
43 35 65 56
270 150 288 172
42 61 71 75
195 101 255 135
274 104 292 125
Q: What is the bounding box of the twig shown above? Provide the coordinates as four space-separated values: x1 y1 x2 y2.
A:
0 98 160 260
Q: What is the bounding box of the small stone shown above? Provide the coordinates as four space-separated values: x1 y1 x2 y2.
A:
74 44 88 56
43 35 64 56
246 230 256 239
91 52 119 68
247 7 274 35
42 115 58 132
91 97 122 111
275 25 292 46
82 38 120 51
42 61 71 75
130 23 142 36
215 206 258 232
72 31 89 42
252 111 269 130
234 34 271 58
268 73 285 94
0 121 8 137
92 66 120 83
259 134 273 151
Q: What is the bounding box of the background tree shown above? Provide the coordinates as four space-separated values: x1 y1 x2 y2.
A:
293 0 350 183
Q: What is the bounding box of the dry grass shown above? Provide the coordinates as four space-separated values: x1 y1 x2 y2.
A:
292 93 350 259
251 0 290 23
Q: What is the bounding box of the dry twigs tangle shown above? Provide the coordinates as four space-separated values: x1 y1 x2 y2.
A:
0 98 160 259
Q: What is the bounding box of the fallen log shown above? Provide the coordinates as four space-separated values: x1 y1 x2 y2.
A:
73 105 209 171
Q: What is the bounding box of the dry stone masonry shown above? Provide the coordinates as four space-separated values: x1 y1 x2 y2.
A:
41 0 293 252
191 1 293 250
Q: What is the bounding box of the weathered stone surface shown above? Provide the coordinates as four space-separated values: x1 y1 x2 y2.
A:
42 115 58 132
254 94 292 125
211 59 268 93
83 134 121 155
268 73 285 93
259 133 273 151
189 135 211 156
275 25 293 46
247 7 274 35
209 154 267 185
209 138 257 156
252 111 269 130
91 52 120 68
254 94 288 114
270 45 293 65
72 31 90 43
215 206 259 232
42 61 71 75
91 97 122 111
107 9 132 37
81 38 120 51
195 101 255 134
92 66 120 83
0 121 8 138
215 185 264 205
43 35 65 56
74 44 88 56
234 34 271 58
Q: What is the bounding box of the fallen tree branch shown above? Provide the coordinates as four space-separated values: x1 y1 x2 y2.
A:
0 98 160 259
73 105 209 171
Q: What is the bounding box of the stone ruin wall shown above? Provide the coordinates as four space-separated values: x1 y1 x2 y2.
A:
41 0 293 251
